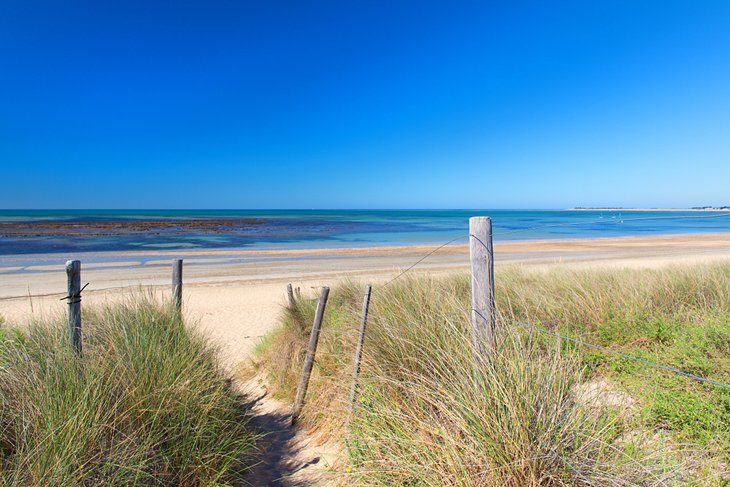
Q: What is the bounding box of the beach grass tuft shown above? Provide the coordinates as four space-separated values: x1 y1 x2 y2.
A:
0 294 255 485
250 262 730 485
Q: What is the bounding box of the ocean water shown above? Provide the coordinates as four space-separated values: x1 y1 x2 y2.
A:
1 210 730 258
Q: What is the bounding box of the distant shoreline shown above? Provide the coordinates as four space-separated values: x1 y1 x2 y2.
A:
570 207 730 212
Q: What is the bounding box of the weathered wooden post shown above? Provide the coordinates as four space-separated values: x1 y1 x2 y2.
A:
172 259 183 312
66 260 82 356
291 286 330 425
287 283 296 308
469 217 495 360
347 285 372 416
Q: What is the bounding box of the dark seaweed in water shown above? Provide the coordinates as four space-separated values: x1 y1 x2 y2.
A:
0 219 265 237
0 215 442 254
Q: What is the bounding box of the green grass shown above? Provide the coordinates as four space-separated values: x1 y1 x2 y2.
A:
0 294 256 486
250 263 730 485
499 265 730 454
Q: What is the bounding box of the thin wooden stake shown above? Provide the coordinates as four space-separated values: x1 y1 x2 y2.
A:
469 217 495 360
65 260 82 356
291 286 330 425
172 259 183 312
287 283 296 308
348 285 372 416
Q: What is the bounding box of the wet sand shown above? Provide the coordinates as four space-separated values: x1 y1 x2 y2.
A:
1 233 730 368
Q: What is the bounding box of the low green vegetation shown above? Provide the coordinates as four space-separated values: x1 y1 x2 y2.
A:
500 265 730 455
251 262 730 485
0 296 255 486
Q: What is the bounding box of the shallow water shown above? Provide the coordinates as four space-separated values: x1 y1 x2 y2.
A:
1 209 729 256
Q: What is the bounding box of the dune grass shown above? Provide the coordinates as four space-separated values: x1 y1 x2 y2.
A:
0 295 255 486
250 262 730 485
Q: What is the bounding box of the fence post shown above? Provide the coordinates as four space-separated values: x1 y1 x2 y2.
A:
469 217 495 359
172 259 183 312
291 286 330 425
66 260 82 356
287 283 296 308
348 285 372 416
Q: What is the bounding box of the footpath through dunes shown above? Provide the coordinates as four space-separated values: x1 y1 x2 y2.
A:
185 280 344 485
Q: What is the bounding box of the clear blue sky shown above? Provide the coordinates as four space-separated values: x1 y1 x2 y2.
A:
1 1 729 209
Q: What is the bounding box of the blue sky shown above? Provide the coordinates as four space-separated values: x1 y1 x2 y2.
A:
1 1 729 209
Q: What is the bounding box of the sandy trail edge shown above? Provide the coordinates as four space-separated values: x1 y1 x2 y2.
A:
235 377 341 485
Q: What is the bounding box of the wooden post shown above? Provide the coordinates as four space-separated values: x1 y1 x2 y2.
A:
348 285 372 415
172 259 183 312
469 217 495 359
66 260 82 355
291 286 330 425
287 283 296 308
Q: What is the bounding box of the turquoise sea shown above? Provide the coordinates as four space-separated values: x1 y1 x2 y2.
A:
1 210 730 258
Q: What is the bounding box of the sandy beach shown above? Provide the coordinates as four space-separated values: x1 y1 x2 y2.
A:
1 233 729 369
